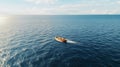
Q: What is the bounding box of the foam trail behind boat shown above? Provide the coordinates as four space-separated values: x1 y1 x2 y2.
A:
66 39 79 44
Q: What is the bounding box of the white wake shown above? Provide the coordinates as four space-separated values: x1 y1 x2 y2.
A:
66 39 79 44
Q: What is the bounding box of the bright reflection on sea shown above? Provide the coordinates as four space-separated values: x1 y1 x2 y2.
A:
0 15 14 32
0 16 10 25
0 16 13 48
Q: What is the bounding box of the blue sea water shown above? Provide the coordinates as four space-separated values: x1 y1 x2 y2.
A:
0 15 120 67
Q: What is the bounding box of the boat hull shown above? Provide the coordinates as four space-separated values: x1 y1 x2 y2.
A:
55 37 67 43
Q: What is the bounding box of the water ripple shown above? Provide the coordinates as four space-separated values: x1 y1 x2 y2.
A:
0 15 120 67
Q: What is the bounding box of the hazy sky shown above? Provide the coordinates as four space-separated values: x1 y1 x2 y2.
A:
0 0 120 15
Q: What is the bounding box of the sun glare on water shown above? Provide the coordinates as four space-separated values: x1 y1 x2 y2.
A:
0 16 10 25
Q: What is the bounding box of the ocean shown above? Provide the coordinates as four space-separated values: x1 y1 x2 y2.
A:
0 15 120 67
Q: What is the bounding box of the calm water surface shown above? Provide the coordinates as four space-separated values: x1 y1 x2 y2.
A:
0 15 120 67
